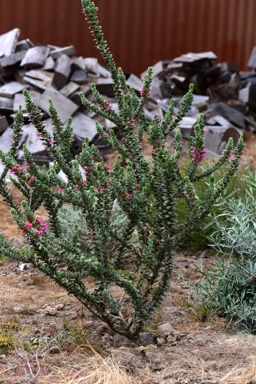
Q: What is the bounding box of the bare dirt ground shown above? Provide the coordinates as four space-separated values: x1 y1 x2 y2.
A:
0 136 256 383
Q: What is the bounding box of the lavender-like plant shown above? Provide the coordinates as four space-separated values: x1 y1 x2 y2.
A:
0 0 243 339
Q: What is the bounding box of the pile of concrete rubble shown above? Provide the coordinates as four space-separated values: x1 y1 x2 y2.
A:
0 28 256 170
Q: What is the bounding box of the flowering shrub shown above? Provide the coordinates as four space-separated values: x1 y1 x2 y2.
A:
0 0 244 339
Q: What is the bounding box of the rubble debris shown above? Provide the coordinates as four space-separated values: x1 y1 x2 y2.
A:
0 28 255 171
0 28 20 57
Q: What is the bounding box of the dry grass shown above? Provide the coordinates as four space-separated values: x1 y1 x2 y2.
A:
36 349 142 384
2 346 256 384
149 354 256 384
220 356 256 384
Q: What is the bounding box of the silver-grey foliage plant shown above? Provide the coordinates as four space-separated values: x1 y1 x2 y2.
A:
187 172 256 332
207 172 256 259
0 0 244 339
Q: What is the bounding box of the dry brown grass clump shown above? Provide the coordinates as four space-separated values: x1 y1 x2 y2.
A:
220 356 256 384
36 349 144 384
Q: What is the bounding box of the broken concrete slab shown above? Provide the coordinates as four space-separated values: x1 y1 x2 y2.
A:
71 111 98 142
52 54 72 89
0 28 20 57
60 82 80 98
20 46 50 68
247 47 256 68
0 127 13 153
0 116 9 133
13 91 40 112
0 97 13 113
0 82 27 98
49 45 76 59
214 102 246 129
37 87 79 123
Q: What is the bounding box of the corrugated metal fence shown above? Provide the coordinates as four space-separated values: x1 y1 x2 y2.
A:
0 0 256 75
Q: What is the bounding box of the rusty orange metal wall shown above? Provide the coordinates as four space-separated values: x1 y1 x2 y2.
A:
0 0 256 75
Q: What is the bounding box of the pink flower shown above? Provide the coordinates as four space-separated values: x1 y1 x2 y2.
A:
36 217 43 225
10 164 25 175
25 222 33 230
130 119 135 123
105 103 112 111
58 187 63 193
36 230 44 236
36 133 42 137
110 210 113 217
141 137 145 142
48 139 53 145
152 149 158 155
10 167 17 174
125 190 133 199
41 223 48 232
104 165 111 172
221 150 232 159
44 369 51 375
28 109 39 121
191 147 206 164
135 184 140 187
140 87 150 97
27 176 35 184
